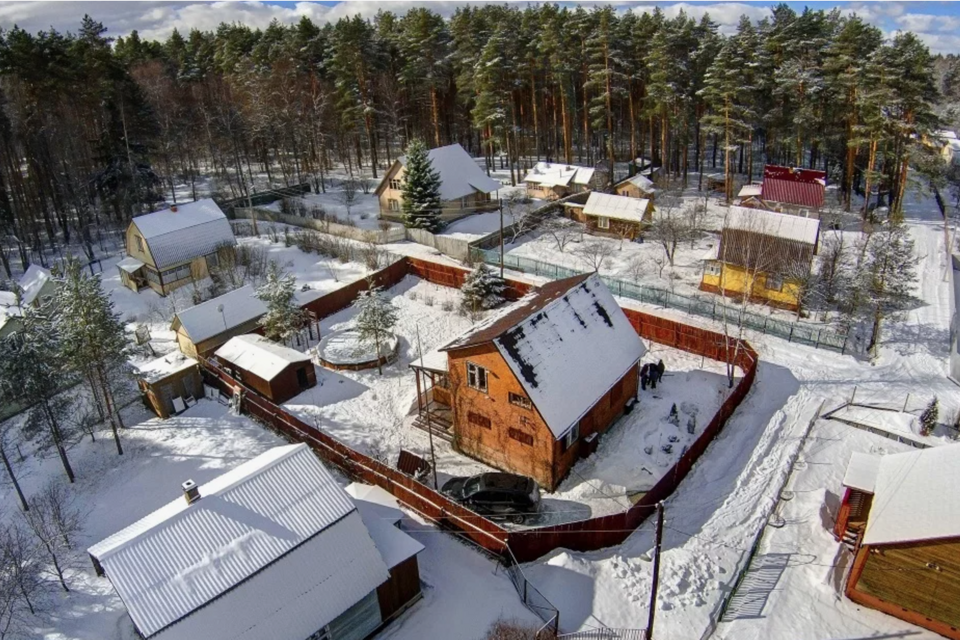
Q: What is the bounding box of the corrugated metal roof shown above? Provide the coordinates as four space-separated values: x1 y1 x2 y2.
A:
172 286 268 343
760 165 826 208
725 207 820 245
523 162 595 188
89 444 389 639
216 335 311 381
396 143 501 201
582 193 650 223
132 200 237 270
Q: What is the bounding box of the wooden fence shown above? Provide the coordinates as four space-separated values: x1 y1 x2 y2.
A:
203 254 757 563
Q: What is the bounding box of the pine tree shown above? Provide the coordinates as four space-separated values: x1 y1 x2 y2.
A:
460 264 506 314
54 258 130 455
400 139 443 231
920 397 938 436
353 284 399 375
584 7 626 183
256 262 308 344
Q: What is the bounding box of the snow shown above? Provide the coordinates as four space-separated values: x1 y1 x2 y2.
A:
616 173 655 192
116 256 145 273
347 483 425 569
412 347 449 373
318 329 398 365
135 352 198 384
216 334 311 381
862 443 960 546
841 451 880 493
131 199 237 270
582 193 651 224
396 143 502 201
19 263 52 305
737 184 762 198
265 190 385 230
523 162 595 188
826 403 957 446
724 205 820 245
173 285 267 343
439 210 518 241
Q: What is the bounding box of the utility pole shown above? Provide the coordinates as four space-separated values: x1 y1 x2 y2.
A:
499 198 505 279
646 502 665 640
416 324 439 489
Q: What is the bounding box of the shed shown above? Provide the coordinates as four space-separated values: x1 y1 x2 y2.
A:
135 352 203 418
171 285 268 358
575 192 653 239
88 444 423 640
215 334 316 403
614 173 656 200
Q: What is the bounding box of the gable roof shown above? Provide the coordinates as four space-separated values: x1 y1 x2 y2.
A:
18 265 53 306
385 143 501 201
583 193 651 224
88 444 389 639
172 285 268 344
523 162 596 188
760 165 826 208
444 274 646 438
216 334 311 381
719 208 820 273
863 443 960 546
131 199 236 270
725 207 820 245
615 173 655 193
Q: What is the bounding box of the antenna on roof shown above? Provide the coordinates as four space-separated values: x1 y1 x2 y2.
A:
217 304 227 330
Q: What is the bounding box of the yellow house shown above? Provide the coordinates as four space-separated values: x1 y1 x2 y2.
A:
118 199 237 296
375 143 501 219
170 285 267 358
700 206 820 311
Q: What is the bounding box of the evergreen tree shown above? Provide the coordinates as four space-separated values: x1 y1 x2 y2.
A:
460 264 506 314
584 6 626 184
54 258 130 455
400 139 443 231
920 397 938 436
353 284 398 375
256 262 308 344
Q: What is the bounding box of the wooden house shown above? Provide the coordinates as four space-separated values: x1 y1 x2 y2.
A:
375 143 500 219
565 193 653 241
614 173 656 200
413 274 645 491
118 199 236 296
88 444 424 640
700 207 820 311
215 334 316 404
758 165 827 215
171 285 268 358
841 444 960 640
523 162 598 200
135 352 203 419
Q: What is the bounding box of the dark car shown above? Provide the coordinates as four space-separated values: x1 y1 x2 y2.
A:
441 472 541 523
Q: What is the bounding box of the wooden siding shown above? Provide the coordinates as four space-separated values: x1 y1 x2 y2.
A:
614 182 654 200
139 367 203 419
217 357 316 404
700 263 804 310
376 555 422 623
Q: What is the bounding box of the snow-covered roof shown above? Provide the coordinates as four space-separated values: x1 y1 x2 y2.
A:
0 291 16 308
18 265 53 306
394 143 501 201
937 130 958 140
863 444 960 546
737 184 763 198
410 346 448 373
582 193 651 224
724 206 820 246
117 256 145 273
760 165 826 208
172 285 268 343
842 452 880 494
616 173 655 192
88 444 390 640
523 162 595 188
443 274 646 439
135 352 199 384
346 483 424 569
216 334 311 381
131 199 236 270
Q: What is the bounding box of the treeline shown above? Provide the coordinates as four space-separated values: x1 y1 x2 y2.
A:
0 5 957 274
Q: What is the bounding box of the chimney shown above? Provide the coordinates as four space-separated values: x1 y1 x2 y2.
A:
182 479 200 505
170 205 178 213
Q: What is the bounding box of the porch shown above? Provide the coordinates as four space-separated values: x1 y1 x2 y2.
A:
410 350 454 442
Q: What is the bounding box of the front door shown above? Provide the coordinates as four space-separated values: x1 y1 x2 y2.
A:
296 367 309 389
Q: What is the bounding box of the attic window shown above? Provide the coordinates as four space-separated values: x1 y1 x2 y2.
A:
389 179 402 191
509 392 532 410
467 362 488 393
135 235 144 252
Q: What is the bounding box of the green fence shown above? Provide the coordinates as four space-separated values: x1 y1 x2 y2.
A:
472 248 850 353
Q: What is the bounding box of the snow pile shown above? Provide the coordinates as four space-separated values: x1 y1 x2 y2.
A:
318 329 398 366
135 352 198 384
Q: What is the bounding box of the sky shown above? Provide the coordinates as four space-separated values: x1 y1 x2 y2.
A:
0 1 959 54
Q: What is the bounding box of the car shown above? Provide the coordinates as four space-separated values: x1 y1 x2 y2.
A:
441 472 541 524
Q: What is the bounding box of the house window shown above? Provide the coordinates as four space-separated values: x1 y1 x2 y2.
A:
596 216 610 230
509 392 532 410
508 428 534 446
205 252 219 269
161 264 193 283
143 266 161 284
389 179 402 191
388 199 400 212
765 275 783 291
704 261 722 277
134 235 144 252
466 362 488 393
562 423 579 450
468 411 491 429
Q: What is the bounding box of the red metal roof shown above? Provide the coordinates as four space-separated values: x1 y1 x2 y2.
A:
761 165 826 208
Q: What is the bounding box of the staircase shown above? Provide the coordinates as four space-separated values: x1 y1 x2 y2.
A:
412 414 454 443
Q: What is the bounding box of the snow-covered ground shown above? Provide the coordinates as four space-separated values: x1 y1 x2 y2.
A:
264 188 388 230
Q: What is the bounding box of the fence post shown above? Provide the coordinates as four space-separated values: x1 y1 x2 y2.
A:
788 324 794 342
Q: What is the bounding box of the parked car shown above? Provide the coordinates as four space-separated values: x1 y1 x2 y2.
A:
441 472 541 523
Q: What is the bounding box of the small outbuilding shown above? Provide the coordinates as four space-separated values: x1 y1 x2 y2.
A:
614 173 656 200
171 285 268 358
135 352 203 418
567 192 653 240
215 334 316 404
88 444 424 640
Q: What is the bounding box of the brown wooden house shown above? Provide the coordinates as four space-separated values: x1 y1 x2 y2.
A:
614 173 656 200
523 162 599 200
413 274 646 491
565 192 653 241
841 444 960 640
171 285 268 358
135 352 203 419
215 334 316 404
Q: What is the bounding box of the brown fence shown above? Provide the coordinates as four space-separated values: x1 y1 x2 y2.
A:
406 256 534 301
300 258 409 319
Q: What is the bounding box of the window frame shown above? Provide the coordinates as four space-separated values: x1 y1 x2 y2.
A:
389 179 402 191
467 411 492 429
388 198 400 212
562 422 580 450
596 216 611 230
765 274 784 292
509 392 532 410
704 260 722 277
134 235 144 252
466 362 488 393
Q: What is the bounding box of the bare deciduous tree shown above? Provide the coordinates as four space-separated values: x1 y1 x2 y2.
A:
647 195 697 266
575 240 615 273
543 216 583 253
22 483 81 592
